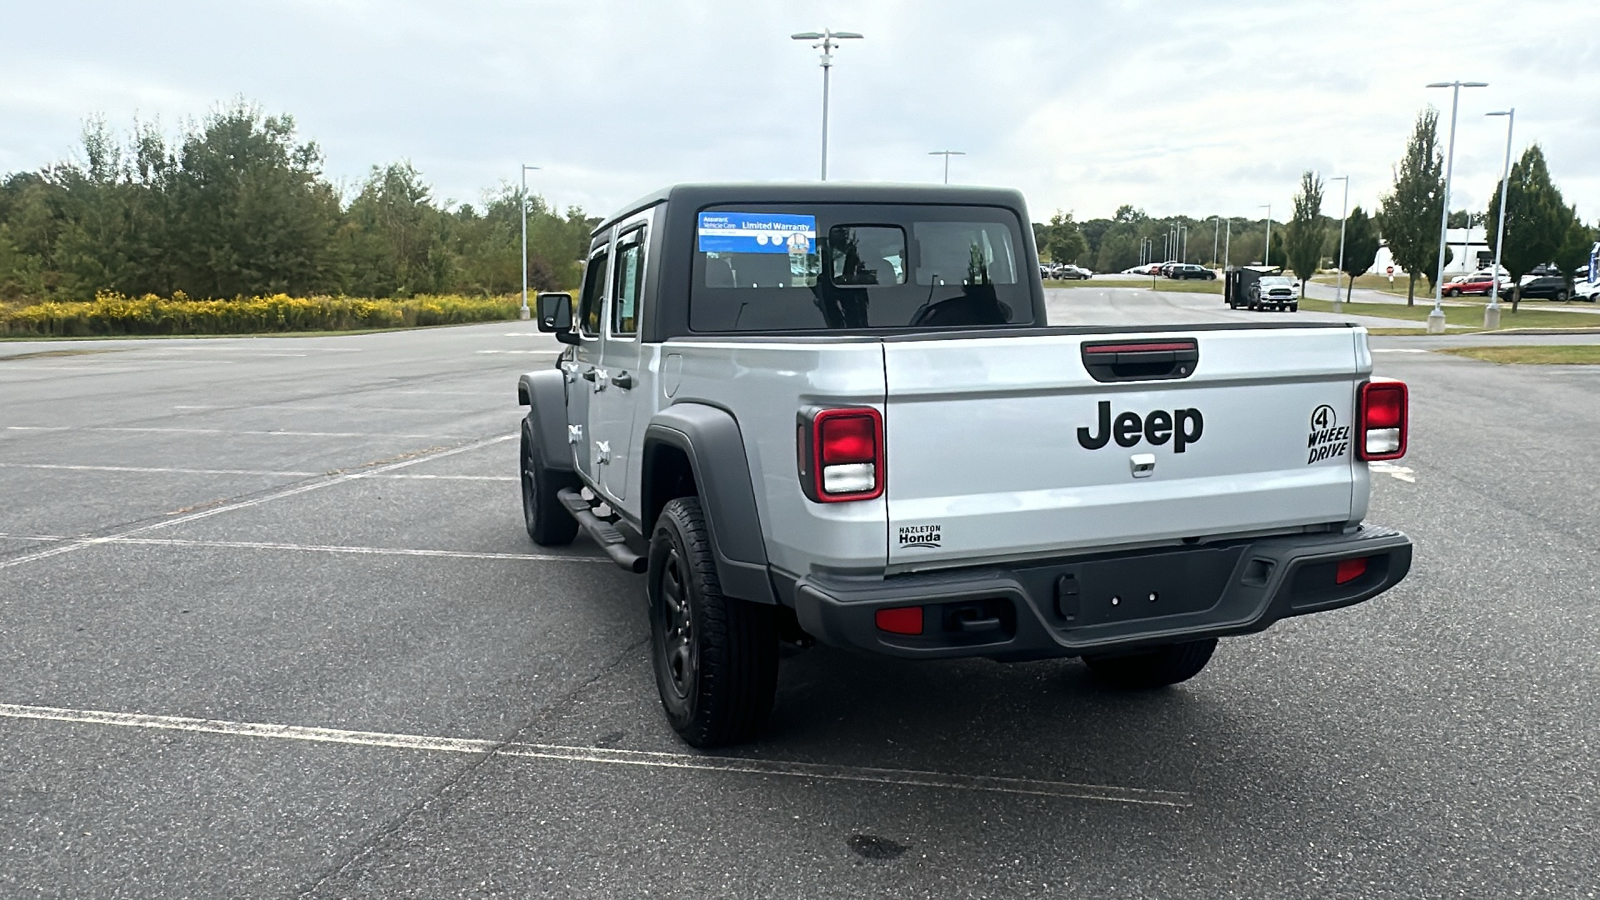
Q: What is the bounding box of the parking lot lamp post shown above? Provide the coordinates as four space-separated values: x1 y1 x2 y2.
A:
928 150 965 184
792 29 864 181
1425 80 1489 333
1484 108 1514 330
1180 225 1188 263
1224 218 1231 270
1329 175 1349 313
1259 204 1271 267
1210 216 1220 268
519 164 540 321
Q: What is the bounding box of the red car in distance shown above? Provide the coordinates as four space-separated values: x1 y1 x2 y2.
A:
1443 274 1495 296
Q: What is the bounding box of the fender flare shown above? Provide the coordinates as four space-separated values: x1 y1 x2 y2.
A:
643 404 775 604
518 369 572 472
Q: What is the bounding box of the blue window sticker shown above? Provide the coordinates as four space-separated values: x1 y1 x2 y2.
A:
697 212 817 254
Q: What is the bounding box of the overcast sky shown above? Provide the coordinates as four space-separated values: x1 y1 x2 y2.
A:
4 0 1597 225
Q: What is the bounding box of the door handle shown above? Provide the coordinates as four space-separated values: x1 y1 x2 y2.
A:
581 368 597 382
611 371 633 389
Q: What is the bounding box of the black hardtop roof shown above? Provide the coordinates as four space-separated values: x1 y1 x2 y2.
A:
594 182 1030 236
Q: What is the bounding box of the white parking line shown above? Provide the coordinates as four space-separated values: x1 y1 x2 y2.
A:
0 702 1191 808
1369 462 1416 483
0 433 516 572
0 532 599 562
0 463 514 481
111 537 606 563
4 426 464 439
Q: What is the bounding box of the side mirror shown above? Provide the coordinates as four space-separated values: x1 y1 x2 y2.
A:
536 291 574 338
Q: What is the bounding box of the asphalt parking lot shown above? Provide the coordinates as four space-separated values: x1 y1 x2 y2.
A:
3 296 1597 898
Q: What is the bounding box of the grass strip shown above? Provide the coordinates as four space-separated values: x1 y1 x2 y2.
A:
1296 298 1600 330
1436 345 1600 365
1045 278 1222 294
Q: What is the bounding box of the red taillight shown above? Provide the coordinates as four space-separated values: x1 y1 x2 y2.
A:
820 414 876 465
1357 380 1408 461
875 606 923 635
801 407 884 502
1335 557 1369 584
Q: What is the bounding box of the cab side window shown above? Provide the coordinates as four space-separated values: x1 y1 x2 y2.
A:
612 230 645 336
578 247 609 336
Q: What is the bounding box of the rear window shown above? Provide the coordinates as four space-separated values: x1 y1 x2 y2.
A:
690 204 1033 332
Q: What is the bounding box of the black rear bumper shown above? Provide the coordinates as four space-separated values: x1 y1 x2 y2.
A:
791 526 1412 661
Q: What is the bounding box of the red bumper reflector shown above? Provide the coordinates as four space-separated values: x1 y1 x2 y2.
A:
875 606 924 635
1335 557 1369 585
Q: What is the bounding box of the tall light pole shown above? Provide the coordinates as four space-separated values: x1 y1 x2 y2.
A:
519 163 540 321
1329 175 1349 312
1424 80 1488 333
1223 218 1232 271
1259 204 1272 267
928 150 965 184
1179 225 1189 263
792 28 864 181
1485 107 1514 330
1210 216 1221 268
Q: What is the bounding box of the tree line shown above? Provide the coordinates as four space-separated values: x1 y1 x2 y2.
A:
1036 106 1598 310
0 102 597 302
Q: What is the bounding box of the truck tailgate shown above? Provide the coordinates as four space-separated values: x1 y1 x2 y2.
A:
883 328 1366 568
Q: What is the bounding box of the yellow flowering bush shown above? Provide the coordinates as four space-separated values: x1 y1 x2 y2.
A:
0 292 521 337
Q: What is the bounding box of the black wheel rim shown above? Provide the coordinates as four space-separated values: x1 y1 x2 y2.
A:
660 545 695 699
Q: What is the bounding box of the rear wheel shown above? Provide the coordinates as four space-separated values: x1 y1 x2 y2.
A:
1084 638 1217 689
520 419 579 545
648 497 780 748
1556 289 1569 302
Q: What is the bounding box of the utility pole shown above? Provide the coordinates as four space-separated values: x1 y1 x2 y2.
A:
792 28 864 181
1329 175 1349 312
1210 216 1220 268
519 164 540 321
1485 108 1514 329
1425 79 1488 333
1223 218 1232 271
1259 204 1272 267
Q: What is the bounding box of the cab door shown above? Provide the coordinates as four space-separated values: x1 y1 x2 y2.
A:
564 236 611 486
591 222 648 505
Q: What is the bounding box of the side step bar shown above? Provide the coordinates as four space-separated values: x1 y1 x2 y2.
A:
557 488 647 573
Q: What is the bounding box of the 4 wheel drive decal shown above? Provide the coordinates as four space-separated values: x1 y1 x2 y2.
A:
1077 401 1204 453
1307 404 1350 464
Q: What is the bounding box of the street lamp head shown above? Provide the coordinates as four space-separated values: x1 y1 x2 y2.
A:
791 32 824 40
928 150 966 156
831 31 864 39
1485 110 1513 117
1329 175 1348 182
1426 80 1488 88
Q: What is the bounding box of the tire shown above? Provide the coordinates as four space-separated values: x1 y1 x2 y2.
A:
1445 288 1458 297
520 418 579 545
1083 638 1217 689
648 496 780 748
1556 290 1569 302
1289 302 1299 312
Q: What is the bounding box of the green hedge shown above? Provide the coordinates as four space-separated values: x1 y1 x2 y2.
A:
0 293 522 337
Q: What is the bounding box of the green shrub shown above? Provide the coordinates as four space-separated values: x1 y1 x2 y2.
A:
0 292 521 337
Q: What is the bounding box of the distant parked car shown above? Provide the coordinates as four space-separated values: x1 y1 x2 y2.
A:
1518 275 1570 301
1169 264 1217 281
1443 274 1495 296
1057 264 1092 280
1574 279 1599 302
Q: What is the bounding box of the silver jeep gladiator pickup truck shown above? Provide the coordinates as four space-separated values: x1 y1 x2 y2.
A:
518 183 1412 747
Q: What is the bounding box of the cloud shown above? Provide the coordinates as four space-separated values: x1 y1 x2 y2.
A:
2 0 1596 223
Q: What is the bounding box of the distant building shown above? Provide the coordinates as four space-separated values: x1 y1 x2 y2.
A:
1369 227 1491 278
